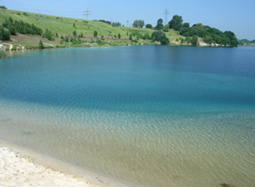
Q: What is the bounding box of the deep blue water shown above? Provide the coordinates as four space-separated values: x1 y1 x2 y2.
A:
0 46 255 186
1 46 255 113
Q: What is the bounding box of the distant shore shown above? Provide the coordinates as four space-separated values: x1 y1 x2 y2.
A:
0 139 127 187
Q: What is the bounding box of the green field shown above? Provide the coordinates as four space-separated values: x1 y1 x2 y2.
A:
0 8 185 48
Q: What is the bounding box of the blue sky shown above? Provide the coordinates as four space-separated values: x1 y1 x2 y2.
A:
1 0 255 39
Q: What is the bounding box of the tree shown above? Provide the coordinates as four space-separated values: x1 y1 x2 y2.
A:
169 15 183 31
8 26 16 35
0 6 7 9
151 30 169 45
129 34 132 40
0 26 10 41
93 31 98 37
183 22 190 28
38 39 44 49
224 31 238 47
43 29 54 41
118 33 121 39
73 30 77 37
203 35 213 44
2 19 9 28
132 20 145 28
65 36 69 42
142 33 150 40
145 24 152 29
191 36 198 46
155 19 164 30
111 22 121 27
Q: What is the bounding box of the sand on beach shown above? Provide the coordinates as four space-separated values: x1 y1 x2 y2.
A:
0 147 98 187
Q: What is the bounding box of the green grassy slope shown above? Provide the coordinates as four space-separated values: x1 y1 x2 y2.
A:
0 8 183 48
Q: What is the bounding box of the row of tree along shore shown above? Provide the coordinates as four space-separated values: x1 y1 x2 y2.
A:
131 15 238 47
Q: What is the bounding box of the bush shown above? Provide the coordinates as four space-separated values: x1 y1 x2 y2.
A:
151 30 169 45
43 29 54 41
191 36 198 46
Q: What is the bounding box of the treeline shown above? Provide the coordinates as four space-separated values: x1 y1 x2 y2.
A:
168 15 238 47
0 17 55 42
98 20 121 27
2 17 43 35
0 5 7 9
129 15 238 47
238 39 255 45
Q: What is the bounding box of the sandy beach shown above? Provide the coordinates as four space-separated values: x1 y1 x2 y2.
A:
0 140 127 187
0 146 98 187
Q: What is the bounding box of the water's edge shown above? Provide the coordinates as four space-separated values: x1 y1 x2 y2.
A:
0 138 134 187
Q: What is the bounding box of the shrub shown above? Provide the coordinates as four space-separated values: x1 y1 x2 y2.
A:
151 30 169 45
0 51 8 58
38 39 44 49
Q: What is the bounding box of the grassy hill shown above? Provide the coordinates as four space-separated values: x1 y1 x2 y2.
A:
0 8 184 49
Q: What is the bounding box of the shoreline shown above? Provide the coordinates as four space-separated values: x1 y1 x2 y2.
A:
0 139 130 187
0 43 234 60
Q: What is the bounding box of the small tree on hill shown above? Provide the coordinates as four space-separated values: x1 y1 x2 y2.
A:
73 30 77 37
39 39 44 49
132 20 145 28
94 31 98 37
145 24 152 29
169 15 183 31
155 19 164 30
129 34 132 40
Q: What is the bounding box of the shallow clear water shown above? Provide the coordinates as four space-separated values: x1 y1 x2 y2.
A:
0 46 255 186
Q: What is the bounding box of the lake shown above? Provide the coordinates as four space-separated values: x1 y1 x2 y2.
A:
0 46 255 186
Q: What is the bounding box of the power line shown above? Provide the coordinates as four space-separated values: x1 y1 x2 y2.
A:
84 8 91 20
164 9 169 25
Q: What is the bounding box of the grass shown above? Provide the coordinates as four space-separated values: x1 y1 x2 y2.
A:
0 50 8 58
0 8 184 48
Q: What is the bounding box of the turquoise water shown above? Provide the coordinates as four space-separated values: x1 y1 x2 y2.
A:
0 46 255 186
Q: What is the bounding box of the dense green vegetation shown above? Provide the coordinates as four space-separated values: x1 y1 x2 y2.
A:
151 30 169 45
168 15 238 47
2 17 43 35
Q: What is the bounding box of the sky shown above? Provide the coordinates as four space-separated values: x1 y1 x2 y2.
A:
1 0 255 40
